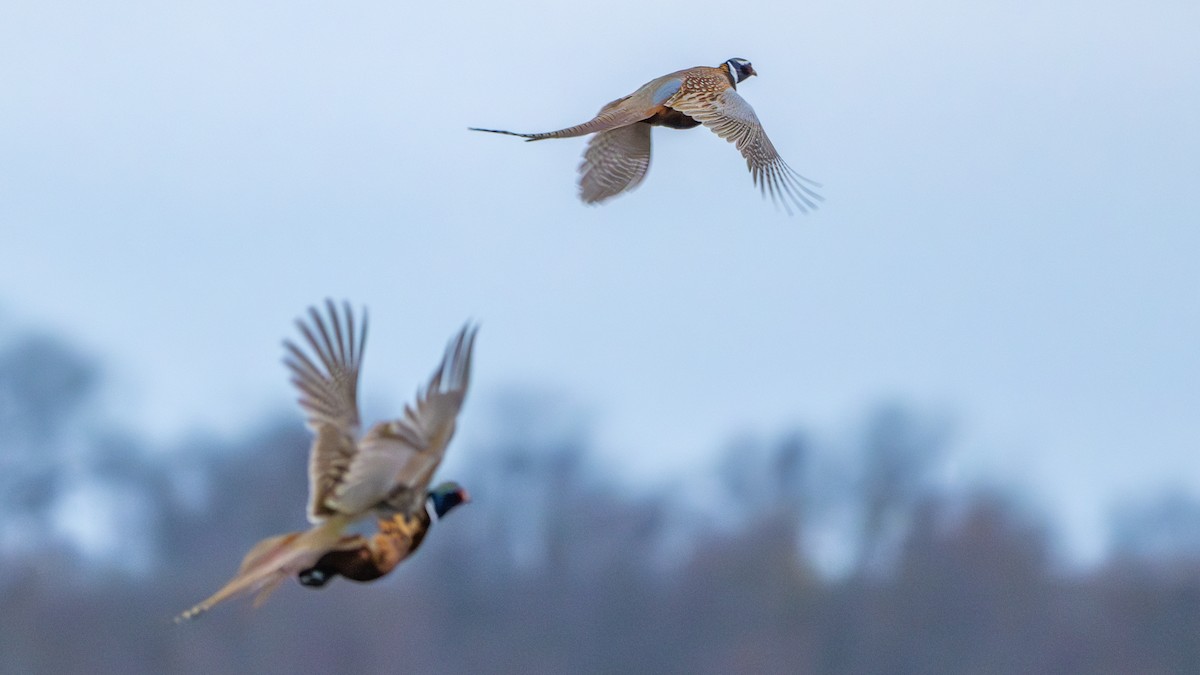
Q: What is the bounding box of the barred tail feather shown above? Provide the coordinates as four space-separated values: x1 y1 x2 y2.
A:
471 108 647 142
174 515 351 623
469 127 544 141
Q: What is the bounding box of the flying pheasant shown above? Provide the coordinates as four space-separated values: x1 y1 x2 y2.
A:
176 301 477 622
472 58 822 214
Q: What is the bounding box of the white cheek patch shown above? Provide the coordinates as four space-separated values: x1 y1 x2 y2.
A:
425 496 439 523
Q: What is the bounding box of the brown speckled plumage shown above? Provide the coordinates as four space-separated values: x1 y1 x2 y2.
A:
299 512 428 584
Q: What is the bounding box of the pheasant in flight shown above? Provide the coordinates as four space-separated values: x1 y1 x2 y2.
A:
176 301 476 621
473 58 822 214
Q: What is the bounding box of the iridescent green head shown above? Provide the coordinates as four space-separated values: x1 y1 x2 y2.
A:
427 481 470 519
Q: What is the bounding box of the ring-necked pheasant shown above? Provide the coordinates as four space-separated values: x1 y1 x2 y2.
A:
472 58 822 214
175 301 477 622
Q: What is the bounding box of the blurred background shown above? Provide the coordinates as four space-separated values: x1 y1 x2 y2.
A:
2 0 1198 672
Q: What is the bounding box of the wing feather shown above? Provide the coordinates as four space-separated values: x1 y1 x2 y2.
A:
329 324 478 517
668 89 823 215
578 122 653 204
283 300 368 522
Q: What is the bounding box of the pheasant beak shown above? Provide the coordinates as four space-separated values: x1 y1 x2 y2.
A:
458 487 472 504
747 65 757 78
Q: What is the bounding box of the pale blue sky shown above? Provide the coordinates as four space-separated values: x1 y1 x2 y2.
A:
2 0 1197 560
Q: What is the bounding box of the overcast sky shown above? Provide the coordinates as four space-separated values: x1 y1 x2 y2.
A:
2 0 1197 561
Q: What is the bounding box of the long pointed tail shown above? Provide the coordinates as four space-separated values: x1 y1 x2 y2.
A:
470 105 649 143
175 516 350 623
469 127 545 142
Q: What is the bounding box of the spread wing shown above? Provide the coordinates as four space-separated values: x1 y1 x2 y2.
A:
327 324 478 517
578 122 652 204
283 300 368 523
668 89 823 215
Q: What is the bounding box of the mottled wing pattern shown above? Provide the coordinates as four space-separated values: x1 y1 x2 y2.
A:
579 122 652 203
283 300 368 522
328 324 478 517
669 89 823 215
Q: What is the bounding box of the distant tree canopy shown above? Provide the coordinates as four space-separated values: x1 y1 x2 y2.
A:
0 333 102 563
2 326 1200 674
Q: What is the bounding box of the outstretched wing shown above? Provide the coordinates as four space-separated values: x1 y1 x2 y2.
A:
283 300 369 523
325 324 478 517
668 89 823 215
578 121 653 203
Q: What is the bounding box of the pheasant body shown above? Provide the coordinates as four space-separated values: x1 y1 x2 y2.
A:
298 482 469 587
473 58 822 213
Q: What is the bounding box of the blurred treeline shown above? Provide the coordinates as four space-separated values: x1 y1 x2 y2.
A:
3 331 1200 675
